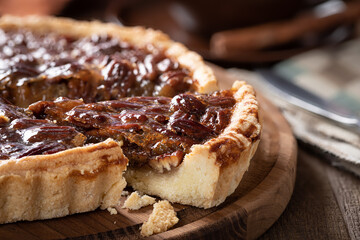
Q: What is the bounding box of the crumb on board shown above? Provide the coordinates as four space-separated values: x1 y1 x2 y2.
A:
123 191 156 210
121 190 130 196
140 200 179 237
0 114 9 124
107 207 118 215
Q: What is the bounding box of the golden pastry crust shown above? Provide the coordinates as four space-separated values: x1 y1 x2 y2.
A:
0 139 128 224
125 81 261 208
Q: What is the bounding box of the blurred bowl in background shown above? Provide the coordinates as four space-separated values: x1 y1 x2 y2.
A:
57 0 359 65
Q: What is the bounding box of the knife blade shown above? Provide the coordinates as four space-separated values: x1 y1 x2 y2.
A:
256 68 360 130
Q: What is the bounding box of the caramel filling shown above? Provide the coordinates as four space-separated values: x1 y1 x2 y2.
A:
28 91 235 171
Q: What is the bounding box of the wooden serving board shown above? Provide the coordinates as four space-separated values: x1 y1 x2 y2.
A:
0 66 297 240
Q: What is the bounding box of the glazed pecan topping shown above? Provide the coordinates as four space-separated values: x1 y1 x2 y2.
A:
28 91 236 172
0 29 193 107
0 97 85 160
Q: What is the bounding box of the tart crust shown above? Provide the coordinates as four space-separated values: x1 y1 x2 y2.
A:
0 139 128 224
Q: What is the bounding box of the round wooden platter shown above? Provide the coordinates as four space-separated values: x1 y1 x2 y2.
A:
0 66 297 240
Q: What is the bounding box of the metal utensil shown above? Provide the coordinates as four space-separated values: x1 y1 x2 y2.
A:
256 68 360 131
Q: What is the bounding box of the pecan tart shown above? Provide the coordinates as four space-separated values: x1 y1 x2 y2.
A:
0 15 261 224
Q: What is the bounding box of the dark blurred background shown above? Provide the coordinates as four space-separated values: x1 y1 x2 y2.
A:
1 0 360 67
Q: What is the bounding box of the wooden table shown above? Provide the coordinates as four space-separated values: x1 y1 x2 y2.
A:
258 146 360 240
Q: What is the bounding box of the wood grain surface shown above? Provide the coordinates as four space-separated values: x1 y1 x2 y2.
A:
258 147 360 240
0 66 297 240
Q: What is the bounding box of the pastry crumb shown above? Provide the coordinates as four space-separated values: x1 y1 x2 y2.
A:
123 191 156 210
140 200 179 237
107 207 118 215
0 114 9 124
121 190 130 196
